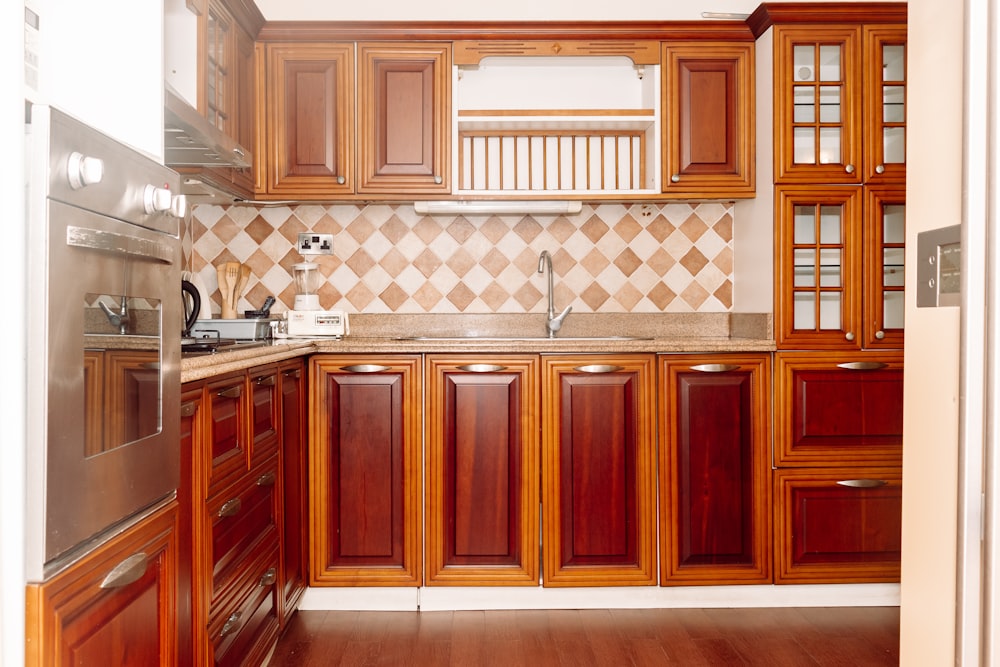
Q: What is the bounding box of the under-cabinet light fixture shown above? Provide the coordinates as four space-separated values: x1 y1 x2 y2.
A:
701 12 750 19
413 200 583 216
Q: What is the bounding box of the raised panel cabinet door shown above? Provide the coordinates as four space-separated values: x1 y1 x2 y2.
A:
662 42 755 197
358 43 451 194
205 372 250 497
774 185 863 350
424 355 540 585
265 42 355 196
248 365 280 468
227 22 256 195
773 26 863 184
863 24 907 184
774 351 904 467
659 354 771 585
863 185 906 349
309 355 422 585
278 360 307 622
25 500 179 667
774 468 902 583
541 355 657 587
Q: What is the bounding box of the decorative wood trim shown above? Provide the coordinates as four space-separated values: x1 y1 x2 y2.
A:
454 40 660 66
257 20 755 43
747 2 907 38
458 109 655 117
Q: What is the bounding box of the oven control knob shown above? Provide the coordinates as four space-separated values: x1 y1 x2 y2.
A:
67 152 104 190
170 193 189 219
143 185 174 215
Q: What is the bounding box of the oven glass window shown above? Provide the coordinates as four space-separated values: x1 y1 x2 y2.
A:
83 293 161 456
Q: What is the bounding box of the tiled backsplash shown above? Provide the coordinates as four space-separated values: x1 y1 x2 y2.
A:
185 202 735 316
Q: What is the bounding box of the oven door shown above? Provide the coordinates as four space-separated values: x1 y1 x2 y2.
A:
41 199 180 568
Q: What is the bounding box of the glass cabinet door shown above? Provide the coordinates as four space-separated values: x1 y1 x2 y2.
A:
776 186 862 349
864 186 905 349
775 27 862 184
865 25 907 183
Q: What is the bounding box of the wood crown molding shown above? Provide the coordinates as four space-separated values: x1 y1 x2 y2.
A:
746 2 907 38
256 20 755 44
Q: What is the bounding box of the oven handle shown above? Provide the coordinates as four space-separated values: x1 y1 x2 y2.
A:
66 225 175 264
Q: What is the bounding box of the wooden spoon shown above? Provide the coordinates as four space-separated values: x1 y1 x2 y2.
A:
216 264 230 317
234 264 251 310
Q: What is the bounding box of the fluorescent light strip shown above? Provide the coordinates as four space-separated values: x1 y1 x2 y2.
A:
413 200 583 215
701 12 750 19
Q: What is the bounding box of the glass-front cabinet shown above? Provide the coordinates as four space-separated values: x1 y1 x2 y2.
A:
774 24 906 185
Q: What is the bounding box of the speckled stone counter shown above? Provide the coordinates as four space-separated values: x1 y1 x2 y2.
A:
181 312 774 383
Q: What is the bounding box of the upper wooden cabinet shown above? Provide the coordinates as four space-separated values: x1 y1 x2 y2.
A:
358 43 451 194
262 42 356 196
661 42 755 198
772 23 906 185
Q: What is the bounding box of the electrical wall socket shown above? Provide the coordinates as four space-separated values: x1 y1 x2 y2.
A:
297 233 334 255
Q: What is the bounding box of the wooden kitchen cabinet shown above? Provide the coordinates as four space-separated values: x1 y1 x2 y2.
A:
661 41 755 198
248 364 280 470
774 351 904 468
357 43 451 194
424 355 540 586
262 42 355 196
25 500 179 667
277 359 308 623
204 372 250 497
540 355 657 587
772 22 906 185
658 354 771 585
309 355 422 586
774 468 902 583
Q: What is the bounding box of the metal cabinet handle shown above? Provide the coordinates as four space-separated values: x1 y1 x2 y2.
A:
218 385 242 398
337 176 346 185
836 361 889 371
283 369 301 379
218 498 242 518
434 175 443 184
254 374 276 387
845 164 855 174
341 364 390 373
220 611 242 638
180 401 197 418
845 332 855 342
836 479 888 488
690 363 740 373
258 567 277 587
573 364 624 374
256 471 276 487
875 330 886 340
100 552 148 589
457 364 508 373
670 174 681 183
875 164 885 174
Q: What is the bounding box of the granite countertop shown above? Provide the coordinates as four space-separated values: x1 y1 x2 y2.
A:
181 312 775 383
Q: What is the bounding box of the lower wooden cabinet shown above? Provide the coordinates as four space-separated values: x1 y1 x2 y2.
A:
774 468 902 583
541 355 658 587
25 500 179 667
309 355 422 586
424 355 540 585
278 359 308 621
658 354 771 585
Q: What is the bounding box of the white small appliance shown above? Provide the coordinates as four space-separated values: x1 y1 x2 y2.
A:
292 261 321 311
284 309 350 338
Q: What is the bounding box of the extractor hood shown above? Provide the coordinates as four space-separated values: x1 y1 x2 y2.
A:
163 84 251 169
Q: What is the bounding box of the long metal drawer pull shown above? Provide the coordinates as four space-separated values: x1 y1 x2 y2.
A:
836 361 889 371
218 385 243 398
218 498 242 517
256 471 276 487
220 611 242 638
66 225 174 264
258 567 277 587
690 363 740 373
180 402 197 418
341 364 390 373
99 552 149 589
255 374 276 386
836 479 889 488
283 369 301 379
457 364 508 373
573 364 624 374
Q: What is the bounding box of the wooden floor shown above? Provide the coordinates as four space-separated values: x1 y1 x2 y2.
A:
267 606 900 666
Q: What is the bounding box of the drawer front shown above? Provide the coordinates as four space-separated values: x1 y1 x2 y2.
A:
248 366 280 469
774 468 902 584
775 352 903 467
209 546 280 667
205 374 249 496
207 459 279 600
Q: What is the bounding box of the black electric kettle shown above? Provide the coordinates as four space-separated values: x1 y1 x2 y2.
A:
182 280 201 337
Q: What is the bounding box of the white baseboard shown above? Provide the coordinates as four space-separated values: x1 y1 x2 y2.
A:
298 583 900 612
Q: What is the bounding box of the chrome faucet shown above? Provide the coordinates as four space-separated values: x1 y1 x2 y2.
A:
99 297 130 335
537 250 572 338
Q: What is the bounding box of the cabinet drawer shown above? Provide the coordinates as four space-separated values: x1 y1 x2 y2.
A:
774 468 901 583
248 365 280 468
205 373 249 496
206 459 279 602
208 546 280 667
774 352 903 466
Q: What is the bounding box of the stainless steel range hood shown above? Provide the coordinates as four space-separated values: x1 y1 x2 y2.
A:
164 84 251 169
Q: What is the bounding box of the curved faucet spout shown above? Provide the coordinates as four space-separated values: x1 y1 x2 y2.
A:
537 250 572 338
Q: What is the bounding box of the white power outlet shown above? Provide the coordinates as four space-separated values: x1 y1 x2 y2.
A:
297 233 334 255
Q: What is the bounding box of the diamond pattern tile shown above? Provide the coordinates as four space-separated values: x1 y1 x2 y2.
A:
188 202 736 315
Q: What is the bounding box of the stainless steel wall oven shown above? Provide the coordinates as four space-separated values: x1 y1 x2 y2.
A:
25 106 187 579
